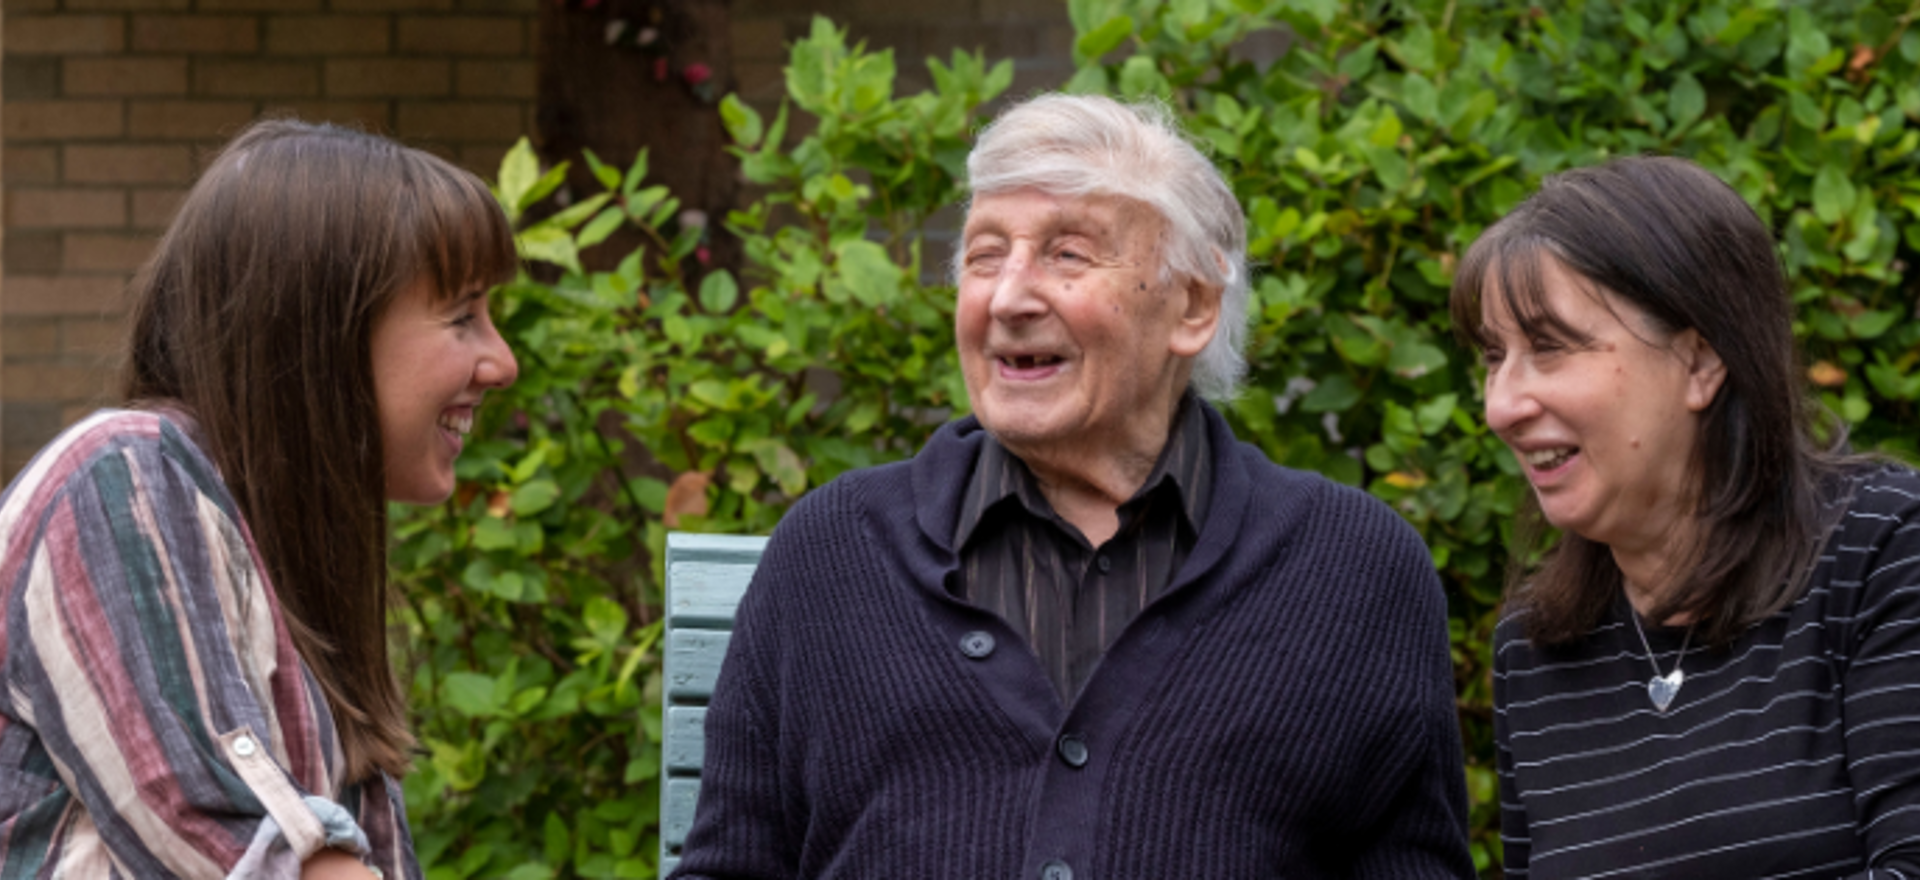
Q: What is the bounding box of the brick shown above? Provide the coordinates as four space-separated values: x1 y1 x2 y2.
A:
265 16 390 55
4 15 125 54
731 20 787 61
2 405 66 469
197 0 319 9
194 61 320 98
262 101 392 133
64 0 190 8
62 316 134 357
4 148 62 185
4 232 65 275
332 0 451 10
132 15 260 53
64 58 189 96
4 101 124 140
324 59 450 97
2 277 130 318
6 188 127 229
2 321 63 359
63 233 158 273
455 60 534 98
396 15 522 55
1 362 118 402
62 145 194 184
130 188 188 229
733 62 785 102
396 101 522 142
128 100 257 140
456 143 511 177
978 0 1071 22
2 0 60 12
457 0 536 11
3 57 62 100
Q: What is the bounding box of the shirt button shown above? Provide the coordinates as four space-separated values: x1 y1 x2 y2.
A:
959 631 995 658
1057 734 1088 768
1095 554 1112 574
1040 860 1073 880
232 736 257 757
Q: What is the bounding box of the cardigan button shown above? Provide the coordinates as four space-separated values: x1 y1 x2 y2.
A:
1040 860 1073 880
1057 734 1088 768
959 631 995 659
1095 554 1112 574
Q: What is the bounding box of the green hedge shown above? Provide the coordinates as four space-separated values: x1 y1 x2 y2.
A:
392 3 1920 877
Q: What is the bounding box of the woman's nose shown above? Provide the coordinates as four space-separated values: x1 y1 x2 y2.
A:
1483 360 1539 435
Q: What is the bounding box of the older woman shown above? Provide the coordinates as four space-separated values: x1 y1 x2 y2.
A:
0 120 518 878
1455 155 1920 877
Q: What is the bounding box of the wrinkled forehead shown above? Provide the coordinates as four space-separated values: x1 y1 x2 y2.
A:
962 188 1166 247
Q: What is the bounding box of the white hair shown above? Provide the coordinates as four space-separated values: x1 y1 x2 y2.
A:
960 93 1250 401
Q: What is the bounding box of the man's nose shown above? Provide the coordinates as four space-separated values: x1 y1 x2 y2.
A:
987 249 1048 323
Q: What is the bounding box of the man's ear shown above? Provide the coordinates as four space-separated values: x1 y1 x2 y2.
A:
1680 329 1727 412
1169 255 1225 358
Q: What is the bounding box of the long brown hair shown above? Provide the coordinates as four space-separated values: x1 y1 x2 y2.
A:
1450 156 1852 648
121 119 517 779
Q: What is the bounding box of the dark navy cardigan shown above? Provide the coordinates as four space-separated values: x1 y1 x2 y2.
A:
673 404 1474 879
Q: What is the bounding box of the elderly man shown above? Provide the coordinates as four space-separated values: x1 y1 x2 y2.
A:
672 94 1472 879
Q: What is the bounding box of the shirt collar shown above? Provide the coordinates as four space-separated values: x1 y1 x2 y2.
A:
954 392 1213 550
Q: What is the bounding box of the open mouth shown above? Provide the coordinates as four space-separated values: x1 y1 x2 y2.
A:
1001 354 1064 370
1524 446 1576 471
438 410 474 436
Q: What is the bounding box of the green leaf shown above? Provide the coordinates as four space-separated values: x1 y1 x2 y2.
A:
1301 374 1363 412
443 672 500 718
699 270 740 313
832 240 900 307
576 207 626 250
509 479 561 516
1075 15 1134 62
1812 164 1856 224
496 138 539 221
1667 73 1705 129
583 596 629 645
582 148 621 191
472 516 518 551
719 94 765 147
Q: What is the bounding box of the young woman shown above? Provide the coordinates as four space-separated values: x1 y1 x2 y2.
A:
0 120 518 878
1456 155 1920 877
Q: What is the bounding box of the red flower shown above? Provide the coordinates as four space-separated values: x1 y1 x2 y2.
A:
653 57 669 82
696 246 712 266
682 63 713 87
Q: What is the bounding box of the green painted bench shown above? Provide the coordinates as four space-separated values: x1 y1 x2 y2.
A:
659 532 768 877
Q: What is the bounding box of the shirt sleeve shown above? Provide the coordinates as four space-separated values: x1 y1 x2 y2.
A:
0 426 370 878
1491 626 1531 878
1838 473 1920 878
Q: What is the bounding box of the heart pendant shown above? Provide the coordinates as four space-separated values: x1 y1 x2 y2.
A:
1647 669 1684 713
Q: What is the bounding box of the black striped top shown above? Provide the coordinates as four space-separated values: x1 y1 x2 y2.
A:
1494 464 1920 879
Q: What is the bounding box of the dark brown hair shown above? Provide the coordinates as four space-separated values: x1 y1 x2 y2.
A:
1450 155 1850 648
121 119 516 779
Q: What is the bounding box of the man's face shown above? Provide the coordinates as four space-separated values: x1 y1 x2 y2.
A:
956 189 1210 458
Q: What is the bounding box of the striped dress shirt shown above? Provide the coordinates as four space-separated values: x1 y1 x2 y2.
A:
1494 464 1920 879
953 393 1211 703
0 409 420 879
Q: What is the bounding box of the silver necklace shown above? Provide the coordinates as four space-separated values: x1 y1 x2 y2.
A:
1629 609 1694 713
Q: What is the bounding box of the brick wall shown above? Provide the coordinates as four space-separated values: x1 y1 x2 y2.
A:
1 0 539 476
0 0 1072 478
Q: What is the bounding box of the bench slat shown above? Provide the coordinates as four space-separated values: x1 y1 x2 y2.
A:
665 629 731 702
662 777 702 851
664 706 706 774
665 534 768 630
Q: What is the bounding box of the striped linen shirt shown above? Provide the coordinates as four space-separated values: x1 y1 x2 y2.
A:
953 393 1211 703
1493 464 1920 879
0 409 421 879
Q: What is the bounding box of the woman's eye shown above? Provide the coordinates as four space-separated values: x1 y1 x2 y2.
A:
1481 349 1505 368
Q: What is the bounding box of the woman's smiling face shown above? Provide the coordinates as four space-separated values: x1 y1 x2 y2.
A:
1478 255 1725 556
370 277 518 505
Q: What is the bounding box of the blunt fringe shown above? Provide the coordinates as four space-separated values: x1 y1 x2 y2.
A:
121 119 517 780
1449 155 1854 648
961 93 1251 401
